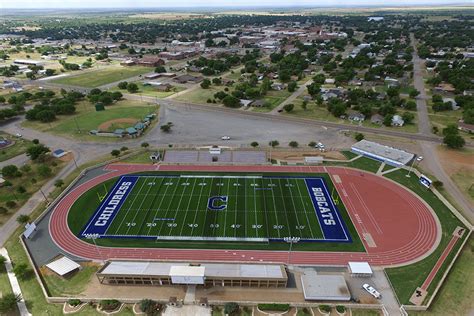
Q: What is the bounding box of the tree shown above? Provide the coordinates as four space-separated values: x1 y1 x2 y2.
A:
200 79 211 89
269 140 279 148
13 263 30 280
118 81 128 89
160 122 173 133
0 207 7 215
402 112 415 124
111 149 121 157
0 254 6 265
17 214 30 225
1 165 19 178
222 95 241 108
154 65 166 73
37 164 52 177
409 88 420 99
0 293 21 313
442 124 459 137
26 144 50 161
120 146 128 152
54 179 64 188
443 132 465 149
141 142 149 149
354 133 365 141
224 302 239 315
308 141 316 147
381 113 392 126
289 141 299 148
127 83 139 93
283 103 294 113
250 142 259 148
301 100 308 111
287 81 298 92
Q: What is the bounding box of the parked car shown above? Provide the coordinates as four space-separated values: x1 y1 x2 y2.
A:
15 133 22 138
221 136 231 140
416 156 423 162
362 283 381 299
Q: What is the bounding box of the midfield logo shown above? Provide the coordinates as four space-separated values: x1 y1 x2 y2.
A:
207 196 228 211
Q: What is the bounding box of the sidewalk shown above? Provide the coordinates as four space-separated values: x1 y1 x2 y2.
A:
0 247 32 316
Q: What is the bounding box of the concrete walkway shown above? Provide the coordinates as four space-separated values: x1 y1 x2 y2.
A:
163 305 211 316
0 247 32 316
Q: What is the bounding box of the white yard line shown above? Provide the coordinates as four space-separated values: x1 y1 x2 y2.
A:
190 178 213 236
176 178 198 236
124 177 158 236
145 177 174 236
156 177 184 237
294 179 316 239
284 178 304 238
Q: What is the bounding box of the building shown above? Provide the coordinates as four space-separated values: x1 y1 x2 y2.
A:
301 272 351 301
458 120 474 133
96 261 288 288
135 56 165 67
13 59 42 66
173 74 203 84
351 139 415 167
391 115 405 127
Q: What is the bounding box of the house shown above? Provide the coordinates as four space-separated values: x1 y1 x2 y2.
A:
303 95 312 102
155 83 173 92
324 78 335 85
391 115 405 127
120 59 136 66
173 74 203 84
384 77 399 86
249 99 267 107
13 59 42 66
271 83 286 91
144 73 161 80
371 114 384 125
442 97 459 110
239 99 252 107
434 83 456 93
348 111 365 122
187 65 203 73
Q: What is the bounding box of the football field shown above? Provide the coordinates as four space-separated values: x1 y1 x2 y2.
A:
80 174 352 243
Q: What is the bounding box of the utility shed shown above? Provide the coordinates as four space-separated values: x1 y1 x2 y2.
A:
301 272 351 301
169 266 205 284
348 262 373 277
46 256 81 277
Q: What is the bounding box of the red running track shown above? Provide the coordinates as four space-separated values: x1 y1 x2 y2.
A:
48 164 440 267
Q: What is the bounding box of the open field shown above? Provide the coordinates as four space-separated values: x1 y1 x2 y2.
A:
21 99 158 141
51 66 151 88
111 82 186 98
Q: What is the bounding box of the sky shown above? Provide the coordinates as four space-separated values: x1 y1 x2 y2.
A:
1 0 470 9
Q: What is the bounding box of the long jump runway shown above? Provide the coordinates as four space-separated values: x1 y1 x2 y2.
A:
48 164 440 267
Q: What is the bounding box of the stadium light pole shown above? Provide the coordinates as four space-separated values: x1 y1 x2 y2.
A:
406 157 417 178
87 234 105 264
284 237 300 265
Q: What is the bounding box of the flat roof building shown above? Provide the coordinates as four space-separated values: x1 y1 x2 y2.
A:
97 261 287 288
351 140 415 167
301 272 351 301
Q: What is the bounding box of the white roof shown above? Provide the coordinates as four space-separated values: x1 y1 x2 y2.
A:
169 266 205 277
46 257 80 276
99 261 286 279
348 261 373 274
301 273 351 301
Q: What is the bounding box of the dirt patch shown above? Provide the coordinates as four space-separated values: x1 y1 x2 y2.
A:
436 146 474 203
270 150 346 162
98 118 137 131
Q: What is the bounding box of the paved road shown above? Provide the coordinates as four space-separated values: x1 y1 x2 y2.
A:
410 34 474 222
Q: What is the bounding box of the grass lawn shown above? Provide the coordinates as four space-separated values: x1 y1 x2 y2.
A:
409 237 473 316
384 169 467 305
351 310 381 316
0 158 66 226
51 66 151 88
42 265 99 297
175 86 226 104
0 132 32 162
120 149 164 163
251 89 293 113
22 100 158 142
112 83 186 98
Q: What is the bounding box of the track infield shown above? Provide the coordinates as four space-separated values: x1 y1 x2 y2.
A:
79 174 351 243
